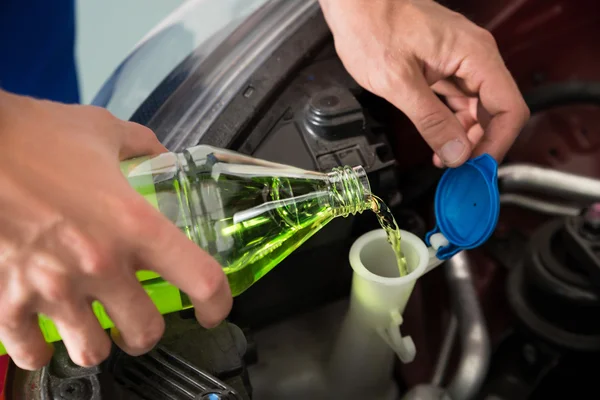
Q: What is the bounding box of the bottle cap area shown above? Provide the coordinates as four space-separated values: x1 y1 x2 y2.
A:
426 154 501 260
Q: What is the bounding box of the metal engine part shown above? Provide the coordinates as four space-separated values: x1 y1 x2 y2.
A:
476 206 600 399
5 316 251 400
507 214 600 351
110 347 244 400
442 253 490 400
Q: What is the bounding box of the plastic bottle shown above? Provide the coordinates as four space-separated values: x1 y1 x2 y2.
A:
0 145 373 355
123 144 373 294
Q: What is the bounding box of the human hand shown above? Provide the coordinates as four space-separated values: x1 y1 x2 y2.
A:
319 0 530 167
0 90 232 370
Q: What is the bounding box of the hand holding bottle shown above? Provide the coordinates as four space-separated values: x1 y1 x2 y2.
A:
319 0 530 167
0 90 232 370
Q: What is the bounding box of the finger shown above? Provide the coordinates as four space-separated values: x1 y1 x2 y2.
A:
46 300 112 367
386 65 472 166
455 55 530 161
454 109 477 131
0 313 53 370
431 79 467 98
119 122 167 160
475 99 493 130
432 154 445 168
430 87 478 131
131 210 232 328
0 264 53 370
97 274 165 356
433 123 485 167
25 250 112 368
444 96 470 112
432 80 482 126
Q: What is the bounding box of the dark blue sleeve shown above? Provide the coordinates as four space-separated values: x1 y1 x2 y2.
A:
0 0 80 104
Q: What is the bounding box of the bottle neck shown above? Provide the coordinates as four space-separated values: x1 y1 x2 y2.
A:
326 166 373 217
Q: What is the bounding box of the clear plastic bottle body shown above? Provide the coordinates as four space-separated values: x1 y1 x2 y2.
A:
123 145 373 296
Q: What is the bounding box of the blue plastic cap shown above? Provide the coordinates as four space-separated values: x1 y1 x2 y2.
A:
425 154 500 260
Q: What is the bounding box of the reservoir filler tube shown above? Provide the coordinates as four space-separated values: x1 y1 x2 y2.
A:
328 229 443 400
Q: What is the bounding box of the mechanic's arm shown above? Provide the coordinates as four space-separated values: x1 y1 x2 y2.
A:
0 89 232 370
318 0 530 167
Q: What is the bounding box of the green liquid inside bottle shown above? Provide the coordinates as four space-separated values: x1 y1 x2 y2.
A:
127 146 373 297
168 166 371 296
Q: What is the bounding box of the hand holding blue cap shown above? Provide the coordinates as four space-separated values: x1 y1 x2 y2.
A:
425 153 500 260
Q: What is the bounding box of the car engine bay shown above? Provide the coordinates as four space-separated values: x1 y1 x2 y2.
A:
4 0 600 399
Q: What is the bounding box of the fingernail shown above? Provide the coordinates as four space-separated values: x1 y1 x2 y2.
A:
440 139 466 165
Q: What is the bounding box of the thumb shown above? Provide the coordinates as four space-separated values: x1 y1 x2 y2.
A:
132 209 233 328
386 68 472 167
118 121 168 161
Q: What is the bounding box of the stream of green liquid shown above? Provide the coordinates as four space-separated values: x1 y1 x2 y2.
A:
371 195 409 277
